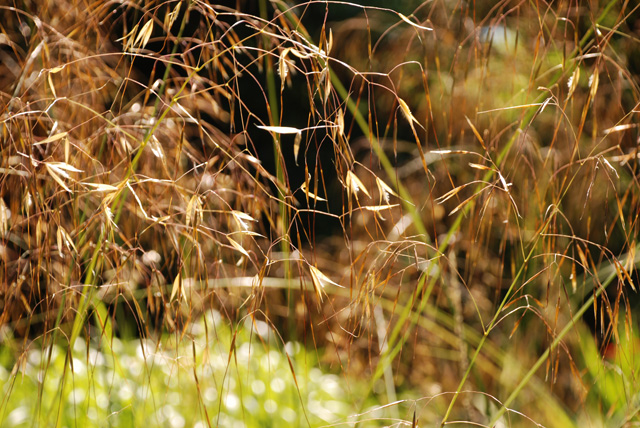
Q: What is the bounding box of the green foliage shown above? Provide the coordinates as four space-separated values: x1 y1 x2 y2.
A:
0 311 373 427
578 315 640 426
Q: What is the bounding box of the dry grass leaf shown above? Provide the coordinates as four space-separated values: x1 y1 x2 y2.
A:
290 47 316 60
300 181 327 202
613 258 636 292
64 136 70 163
45 162 83 174
43 165 65 192
335 108 345 139
436 184 468 204
309 265 343 303
448 192 481 216
117 23 139 52
616 194 626 232
321 67 331 104
539 96 553 113
398 98 419 127
231 210 257 231
310 265 343 287
126 181 150 220
293 131 302 166
256 124 302 164
170 272 183 302
35 217 43 245
625 244 636 277
102 205 118 231
244 154 262 165
102 184 123 207
228 230 264 238
497 175 521 218
133 19 154 51
149 135 164 159
603 123 637 135
430 149 481 155
56 226 64 258
399 98 430 176
363 204 398 212
256 125 301 134
497 171 511 192
308 270 326 302
435 181 480 204
45 162 81 193
185 194 203 228
323 75 332 106
465 116 487 151
346 170 371 200
56 225 77 258
83 183 119 192
47 72 57 98
575 244 590 274
398 13 433 31
589 69 599 101
375 177 399 204
0 199 9 235
567 66 580 100
228 236 251 259
600 156 619 179
278 47 292 90
164 3 181 30
469 162 493 171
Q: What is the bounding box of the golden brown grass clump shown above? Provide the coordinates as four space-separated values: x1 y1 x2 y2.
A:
2 1 640 427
